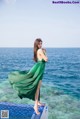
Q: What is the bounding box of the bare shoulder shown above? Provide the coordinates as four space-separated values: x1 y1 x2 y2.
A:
38 48 45 54
37 48 46 55
37 48 42 53
38 48 46 51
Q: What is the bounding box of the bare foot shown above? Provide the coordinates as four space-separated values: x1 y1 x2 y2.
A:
33 105 40 115
38 101 45 106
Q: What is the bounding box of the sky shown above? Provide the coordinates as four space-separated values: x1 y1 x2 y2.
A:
0 0 80 47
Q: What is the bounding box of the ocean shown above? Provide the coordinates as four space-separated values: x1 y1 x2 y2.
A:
0 48 80 119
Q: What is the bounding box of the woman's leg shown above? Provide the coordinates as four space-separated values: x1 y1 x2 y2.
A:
37 81 45 106
34 80 42 114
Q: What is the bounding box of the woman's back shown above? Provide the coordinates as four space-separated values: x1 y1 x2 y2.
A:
37 48 47 62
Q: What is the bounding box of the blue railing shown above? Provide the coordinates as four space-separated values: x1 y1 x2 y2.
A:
0 102 48 119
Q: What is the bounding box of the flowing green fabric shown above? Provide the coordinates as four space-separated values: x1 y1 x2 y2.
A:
8 57 46 101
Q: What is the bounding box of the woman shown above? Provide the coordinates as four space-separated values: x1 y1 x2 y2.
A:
8 38 48 115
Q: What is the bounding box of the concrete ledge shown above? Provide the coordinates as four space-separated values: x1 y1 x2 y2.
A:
0 102 48 119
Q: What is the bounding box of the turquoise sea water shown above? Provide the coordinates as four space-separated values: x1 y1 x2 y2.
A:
0 48 80 119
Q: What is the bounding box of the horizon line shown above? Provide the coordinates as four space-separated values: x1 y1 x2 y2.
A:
0 47 80 48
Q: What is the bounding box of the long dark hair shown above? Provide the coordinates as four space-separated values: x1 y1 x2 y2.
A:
33 38 42 62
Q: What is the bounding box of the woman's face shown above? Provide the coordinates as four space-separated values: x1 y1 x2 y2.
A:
38 41 42 49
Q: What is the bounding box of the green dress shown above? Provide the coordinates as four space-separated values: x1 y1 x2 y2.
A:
8 56 46 101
